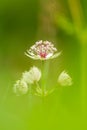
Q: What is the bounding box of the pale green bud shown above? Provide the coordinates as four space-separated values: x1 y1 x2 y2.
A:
13 79 28 95
22 66 41 84
58 71 73 86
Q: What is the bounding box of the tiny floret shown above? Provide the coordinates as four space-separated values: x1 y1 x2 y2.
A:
22 66 41 84
13 80 28 95
25 40 61 60
58 71 72 86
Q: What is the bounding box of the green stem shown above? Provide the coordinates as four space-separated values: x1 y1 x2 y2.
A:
28 85 32 106
41 60 50 97
68 0 86 116
35 81 42 96
80 44 87 115
35 81 41 89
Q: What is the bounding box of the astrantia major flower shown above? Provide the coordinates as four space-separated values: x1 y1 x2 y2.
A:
58 71 73 86
25 40 61 60
13 80 28 95
22 66 41 84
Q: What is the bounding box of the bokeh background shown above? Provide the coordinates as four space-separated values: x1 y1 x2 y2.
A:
0 0 87 129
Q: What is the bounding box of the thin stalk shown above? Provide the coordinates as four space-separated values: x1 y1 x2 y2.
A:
41 60 44 96
35 81 41 89
35 81 42 96
80 43 87 116
41 60 50 99
68 0 84 30
28 85 33 109
68 0 86 116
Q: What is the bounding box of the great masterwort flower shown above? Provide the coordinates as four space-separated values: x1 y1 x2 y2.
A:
25 40 61 60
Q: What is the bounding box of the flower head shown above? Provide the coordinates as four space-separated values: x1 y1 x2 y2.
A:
13 79 28 95
58 71 73 86
25 40 61 60
22 66 41 84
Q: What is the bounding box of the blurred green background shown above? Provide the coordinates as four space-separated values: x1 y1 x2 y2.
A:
0 0 87 129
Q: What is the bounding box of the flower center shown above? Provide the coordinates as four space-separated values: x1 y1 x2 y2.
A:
39 52 47 58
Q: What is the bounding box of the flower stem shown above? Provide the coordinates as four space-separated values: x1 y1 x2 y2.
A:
41 60 50 97
80 43 87 116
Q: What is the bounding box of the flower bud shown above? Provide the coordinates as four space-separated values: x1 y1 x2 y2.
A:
22 66 41 84
58 71 72 86
13 80 28 95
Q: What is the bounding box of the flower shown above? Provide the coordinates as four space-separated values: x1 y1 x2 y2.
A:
22 66 41 84
58 71 73 86
25 40 61 60
13 80 28 95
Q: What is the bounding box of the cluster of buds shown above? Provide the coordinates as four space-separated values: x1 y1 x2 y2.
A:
22 66 41 84
13 66 41 96
13 40 73 96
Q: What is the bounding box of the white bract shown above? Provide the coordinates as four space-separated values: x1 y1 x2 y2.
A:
13 80 28 95
22 66 41 84
25 40 61 60
58 71 72 86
